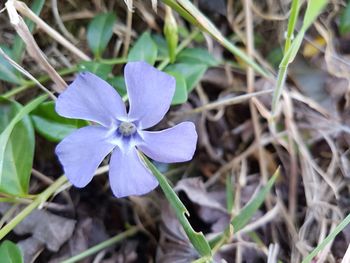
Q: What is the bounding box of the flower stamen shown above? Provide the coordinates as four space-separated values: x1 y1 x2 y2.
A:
118 121 137 136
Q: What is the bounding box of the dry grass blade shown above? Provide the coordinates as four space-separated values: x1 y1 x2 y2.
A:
6 0 67 92
179 89 273 115
0 47 56 100
12 0 90 61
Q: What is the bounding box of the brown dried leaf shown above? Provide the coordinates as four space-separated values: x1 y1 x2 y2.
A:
174 178 231 232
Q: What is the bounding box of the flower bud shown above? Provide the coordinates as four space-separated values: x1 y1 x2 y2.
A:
164 6 178 63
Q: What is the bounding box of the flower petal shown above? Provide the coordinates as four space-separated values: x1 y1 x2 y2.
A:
109 147 158 197
138 122 197 163
55 126 115 187
56 72 126 127
124 61 175 129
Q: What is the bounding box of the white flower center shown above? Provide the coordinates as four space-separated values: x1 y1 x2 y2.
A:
118 121 137 136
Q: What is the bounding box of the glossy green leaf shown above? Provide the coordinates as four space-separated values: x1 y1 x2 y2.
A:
78 61 113 80
232 168 279 232
108 76 127 97
31 101 86 142
165 62 207 92
87 13 117 58
128 32 158 65
0 96 46 196
177 48 219 67
152 34 169 58
12 0 45 62
140 153 212 258
0 45 22 84
164 71 188 105
0 240 23 263
340 1 350 35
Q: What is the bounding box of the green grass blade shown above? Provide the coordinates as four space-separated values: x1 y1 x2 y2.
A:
0 94 48 186
141 153 212 258
272 0 328 113
284 0 300 53
232 168 279 232
302 212 350 263
61 227 140 263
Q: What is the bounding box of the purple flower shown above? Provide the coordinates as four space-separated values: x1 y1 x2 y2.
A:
55 61 197 198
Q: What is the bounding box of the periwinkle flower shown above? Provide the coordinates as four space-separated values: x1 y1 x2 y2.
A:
55 61 197 197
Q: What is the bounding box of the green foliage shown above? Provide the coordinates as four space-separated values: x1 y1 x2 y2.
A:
340 1 350 35
141 153 212 258
165 71 188 105
87 13 117 58
0 46 22 84
151 34 169 58
78 61 113 80
226 175 234 212
128 32 158 65
267 47 284 68
162 0 269 77
272 0 328 113
302 212 350 262
281 0 327 66
0 96 46 196
0 241 23 263
31 101 86 143
231 169 279 232
165 62 207 92
108 76 127 97
177 48 219 67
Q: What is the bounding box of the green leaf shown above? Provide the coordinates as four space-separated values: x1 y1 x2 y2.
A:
152 34 169 58
87 12 117 58
78 61 113 80
108 76 127 97
12 0 45 62
340 1 350 35
128 32 158 65
0 95 47 196
140 153 212 258
177 48 219 67
164 71 188 105
165 62 207 92
0 45 22 84
0 240 23 263
231 168 279 232
31 101 86 142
